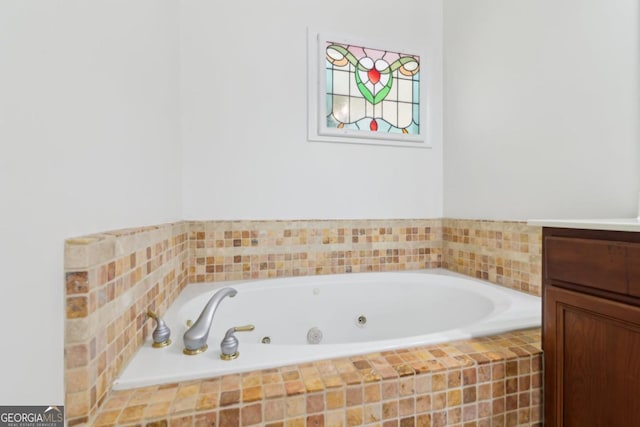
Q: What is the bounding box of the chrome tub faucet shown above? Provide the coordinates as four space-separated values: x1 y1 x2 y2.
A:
183 287 237 355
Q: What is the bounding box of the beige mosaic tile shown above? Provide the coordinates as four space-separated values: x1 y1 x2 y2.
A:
64 218 543 426
64 223 190 426
188 219 443 282
95 329 541 427
442 219 542 296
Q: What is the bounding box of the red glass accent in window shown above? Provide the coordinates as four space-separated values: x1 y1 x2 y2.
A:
370 119 378 131
368 68 381 84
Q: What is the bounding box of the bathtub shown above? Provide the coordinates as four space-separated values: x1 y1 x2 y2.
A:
113 269 541 390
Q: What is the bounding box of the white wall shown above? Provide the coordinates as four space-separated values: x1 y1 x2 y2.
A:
444 0 640 220
0 1 181 404
180 0 444 220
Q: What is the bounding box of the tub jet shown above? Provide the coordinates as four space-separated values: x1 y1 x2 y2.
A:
356 315 367 327
307 327 323 344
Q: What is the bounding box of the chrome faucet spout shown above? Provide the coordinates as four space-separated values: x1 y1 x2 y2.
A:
183 287 237 354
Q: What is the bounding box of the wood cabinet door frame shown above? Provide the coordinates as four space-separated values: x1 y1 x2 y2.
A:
544 286 640 426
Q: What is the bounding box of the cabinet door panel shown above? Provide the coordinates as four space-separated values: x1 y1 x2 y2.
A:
544 286 640 426
544 236 627 294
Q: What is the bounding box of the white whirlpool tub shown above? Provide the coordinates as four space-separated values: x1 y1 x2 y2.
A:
113 269 541 390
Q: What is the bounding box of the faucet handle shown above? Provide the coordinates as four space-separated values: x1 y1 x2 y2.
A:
147 310 172 348
220 324 255 360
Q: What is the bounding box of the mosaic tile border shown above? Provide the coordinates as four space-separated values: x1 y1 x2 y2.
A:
64 218 543 426
188 220 443 283
94 329 542 427
64 223 190 425
442 219 542 297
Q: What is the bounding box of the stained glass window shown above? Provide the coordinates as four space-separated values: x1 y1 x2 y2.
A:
324 41 420 136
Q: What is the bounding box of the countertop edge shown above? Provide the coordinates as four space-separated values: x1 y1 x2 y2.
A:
527 218 640 232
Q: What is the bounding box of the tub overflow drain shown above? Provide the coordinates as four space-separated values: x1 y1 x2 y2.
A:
307 327 323 344
356 315 367 328
261 336 271 344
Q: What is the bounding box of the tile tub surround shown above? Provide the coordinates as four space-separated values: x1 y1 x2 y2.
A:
64 218 543 426
187 219 444 283
93 328 542 427
442 220 542 297
65 223 190 426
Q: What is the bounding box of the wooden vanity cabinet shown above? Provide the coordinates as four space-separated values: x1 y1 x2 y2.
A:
543 227 640 426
